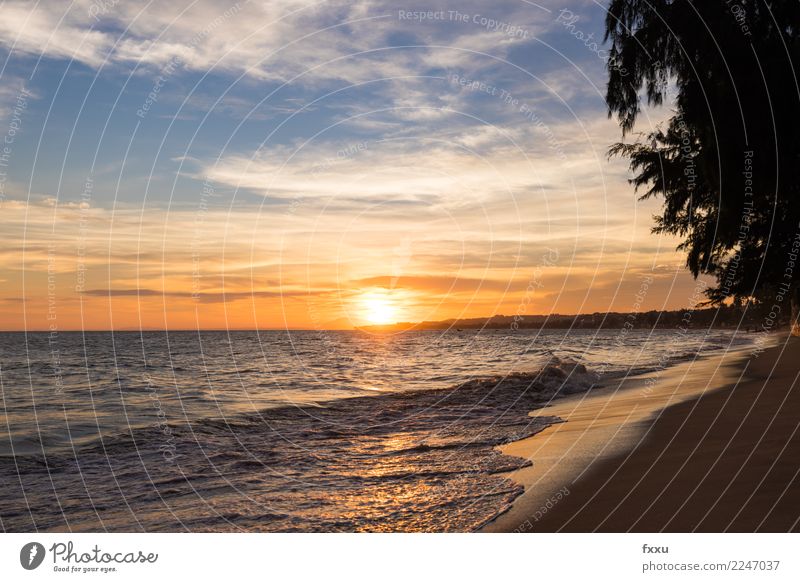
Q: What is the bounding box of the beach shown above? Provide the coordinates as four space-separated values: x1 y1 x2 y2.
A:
485 333 800 532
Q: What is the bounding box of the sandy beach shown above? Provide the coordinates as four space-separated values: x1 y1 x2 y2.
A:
484 333 800 532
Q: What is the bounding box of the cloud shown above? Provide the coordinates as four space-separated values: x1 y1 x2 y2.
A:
204 139 543 200
0 2 115 68
82 287 316 303
0 1 551 82
199 108 631 202
0 74 38 120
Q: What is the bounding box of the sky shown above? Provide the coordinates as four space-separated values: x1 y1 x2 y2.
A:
0 0 706 331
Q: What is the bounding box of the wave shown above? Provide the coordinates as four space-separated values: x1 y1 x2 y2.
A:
0 359 600 532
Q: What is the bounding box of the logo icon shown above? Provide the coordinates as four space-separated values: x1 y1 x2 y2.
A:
20 542 46 570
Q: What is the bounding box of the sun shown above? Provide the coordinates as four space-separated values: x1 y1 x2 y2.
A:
360 292 399 325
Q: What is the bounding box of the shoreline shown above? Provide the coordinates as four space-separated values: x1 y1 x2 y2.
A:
483 333 800 532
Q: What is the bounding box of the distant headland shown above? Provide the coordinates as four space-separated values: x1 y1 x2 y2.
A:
356 305 782 333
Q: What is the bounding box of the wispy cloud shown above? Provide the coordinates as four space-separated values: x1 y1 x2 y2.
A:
0 1 550 81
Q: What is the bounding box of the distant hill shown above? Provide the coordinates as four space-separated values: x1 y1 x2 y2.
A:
356 306 779 333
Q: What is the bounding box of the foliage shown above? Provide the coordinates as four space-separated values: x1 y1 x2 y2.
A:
604 0 800 303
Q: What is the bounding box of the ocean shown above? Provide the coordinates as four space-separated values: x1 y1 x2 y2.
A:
0 328 752 532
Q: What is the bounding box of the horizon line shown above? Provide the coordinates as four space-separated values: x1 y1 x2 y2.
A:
0 305 737 333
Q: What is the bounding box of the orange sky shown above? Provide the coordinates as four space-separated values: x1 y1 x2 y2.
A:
0 172 707 331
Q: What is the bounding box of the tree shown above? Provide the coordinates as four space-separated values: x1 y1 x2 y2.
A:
604 0 800 332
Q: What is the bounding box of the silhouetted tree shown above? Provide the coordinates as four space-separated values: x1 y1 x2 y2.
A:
604 0 800 332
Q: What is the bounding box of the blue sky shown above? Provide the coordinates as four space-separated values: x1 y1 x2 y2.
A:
0 0 617 206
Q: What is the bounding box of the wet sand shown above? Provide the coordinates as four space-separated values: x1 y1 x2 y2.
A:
484 334 800 532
